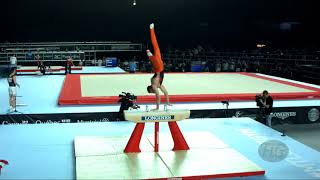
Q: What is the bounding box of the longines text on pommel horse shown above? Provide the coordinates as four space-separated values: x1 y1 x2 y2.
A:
123 109 190 153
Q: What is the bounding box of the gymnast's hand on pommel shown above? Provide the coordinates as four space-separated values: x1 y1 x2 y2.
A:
150 23 154 29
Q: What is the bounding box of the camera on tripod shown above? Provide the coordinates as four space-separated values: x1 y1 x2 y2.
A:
118 92 137 101
117 92 139 121
255 94 264 108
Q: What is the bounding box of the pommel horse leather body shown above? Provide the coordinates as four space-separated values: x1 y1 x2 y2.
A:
124 109 190 153
124 109 190 123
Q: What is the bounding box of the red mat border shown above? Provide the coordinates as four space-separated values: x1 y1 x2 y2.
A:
58 73 320 105
149 170 265 180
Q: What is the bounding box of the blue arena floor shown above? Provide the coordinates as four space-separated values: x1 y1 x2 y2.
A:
1 67 126 115
1 117 320 179
1 70 320 115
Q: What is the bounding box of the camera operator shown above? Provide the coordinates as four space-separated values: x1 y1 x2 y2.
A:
256 90 273 127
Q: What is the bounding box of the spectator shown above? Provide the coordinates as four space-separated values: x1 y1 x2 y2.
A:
129 57 137 73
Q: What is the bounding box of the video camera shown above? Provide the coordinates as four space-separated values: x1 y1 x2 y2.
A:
118 92 137 101
118 92 139 121
255 94 264 107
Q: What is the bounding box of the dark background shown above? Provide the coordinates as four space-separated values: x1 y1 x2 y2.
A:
0 0 319 48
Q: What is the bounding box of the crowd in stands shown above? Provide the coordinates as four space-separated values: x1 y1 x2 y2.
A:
2 42 320 84
119 45 320 84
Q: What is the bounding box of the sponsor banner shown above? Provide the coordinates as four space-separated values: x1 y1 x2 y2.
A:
190 106 320 124
0 112 119 125
0 106 319 125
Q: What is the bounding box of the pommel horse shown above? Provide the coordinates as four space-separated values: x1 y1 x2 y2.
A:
124 109 190 153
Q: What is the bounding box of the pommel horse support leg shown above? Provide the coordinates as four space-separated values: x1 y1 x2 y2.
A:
123 123 145 153
123 109 190 153
168 121 189 151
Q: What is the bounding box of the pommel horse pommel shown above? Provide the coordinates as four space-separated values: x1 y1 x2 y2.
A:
124 109 190 153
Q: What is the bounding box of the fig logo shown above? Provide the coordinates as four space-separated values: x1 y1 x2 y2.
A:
0 160 9 175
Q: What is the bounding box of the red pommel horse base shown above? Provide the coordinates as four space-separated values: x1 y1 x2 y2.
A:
123 109 191 153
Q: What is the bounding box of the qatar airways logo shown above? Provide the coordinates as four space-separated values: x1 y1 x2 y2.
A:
141 115 174 121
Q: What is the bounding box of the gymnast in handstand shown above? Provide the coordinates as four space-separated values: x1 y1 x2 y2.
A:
146 23 171 110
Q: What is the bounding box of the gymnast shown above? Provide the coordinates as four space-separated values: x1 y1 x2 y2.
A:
65 56 74 74
146 23 171 110
7 67 19 112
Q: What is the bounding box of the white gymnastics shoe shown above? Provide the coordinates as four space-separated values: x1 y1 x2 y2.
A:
150 23 154 29
146 49 153 57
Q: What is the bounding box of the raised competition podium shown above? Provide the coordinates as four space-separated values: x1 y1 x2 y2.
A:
74 108 265 179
